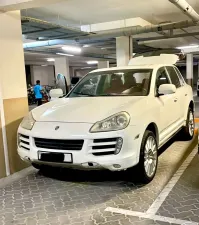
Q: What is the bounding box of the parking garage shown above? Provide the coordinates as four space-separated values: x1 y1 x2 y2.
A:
1 0 199 225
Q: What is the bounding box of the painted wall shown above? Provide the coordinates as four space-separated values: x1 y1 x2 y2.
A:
31 65 55 86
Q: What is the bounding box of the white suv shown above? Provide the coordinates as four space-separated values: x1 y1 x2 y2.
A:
18 54 194 183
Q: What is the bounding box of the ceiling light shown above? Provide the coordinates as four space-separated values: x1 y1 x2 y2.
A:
56 53 74 57
62 46 81 53
47 58 55 62
176 45 199 49
41 65 48 67
81 67 92 69
87 61 98 64
83 45 90 48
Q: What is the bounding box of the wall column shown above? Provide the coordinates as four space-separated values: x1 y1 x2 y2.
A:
0 11 29 177
98 61 109 69
186 53 193 86
116 36 133 67
54 57 71 90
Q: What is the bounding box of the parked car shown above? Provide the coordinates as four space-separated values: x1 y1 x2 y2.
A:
18 54 194 183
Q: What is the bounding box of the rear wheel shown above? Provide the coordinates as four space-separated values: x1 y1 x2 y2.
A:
182 107 194 140
129 130 158 184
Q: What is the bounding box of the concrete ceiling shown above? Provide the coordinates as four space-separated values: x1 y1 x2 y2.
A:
21 0 198 25
21 0 199 65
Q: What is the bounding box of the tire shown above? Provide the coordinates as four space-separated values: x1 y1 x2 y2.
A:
32 163 42 170
197 91 199 97
182 107 194 140
129 130 158 184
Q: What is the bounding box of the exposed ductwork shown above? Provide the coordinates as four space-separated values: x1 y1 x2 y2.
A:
169 0 199 22
75 20 197 42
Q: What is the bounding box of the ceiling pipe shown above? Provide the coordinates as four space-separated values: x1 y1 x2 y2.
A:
138 31 199 45
168 0 199 22
75 20 197 42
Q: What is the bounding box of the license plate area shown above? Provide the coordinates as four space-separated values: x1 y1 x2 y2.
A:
38 151 72 163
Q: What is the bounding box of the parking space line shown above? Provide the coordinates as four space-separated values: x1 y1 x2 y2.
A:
146 148 197 215
105 207 198 225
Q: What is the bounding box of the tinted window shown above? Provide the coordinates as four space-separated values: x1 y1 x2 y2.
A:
166 66 181 88
156 67 170 88
174 67 185 86
68 69 152 97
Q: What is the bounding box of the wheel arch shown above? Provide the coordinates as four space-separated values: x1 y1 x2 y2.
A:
146 122 159 145
189 101 194 112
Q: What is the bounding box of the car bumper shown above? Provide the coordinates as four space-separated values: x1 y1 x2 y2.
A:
17 122 142 171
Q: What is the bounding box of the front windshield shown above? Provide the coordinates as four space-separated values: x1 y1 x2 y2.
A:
68 69 152 97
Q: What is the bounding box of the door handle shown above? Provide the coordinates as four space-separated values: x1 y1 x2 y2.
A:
174 98 178 102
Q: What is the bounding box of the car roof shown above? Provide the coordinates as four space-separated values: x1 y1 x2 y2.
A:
90 64 176 74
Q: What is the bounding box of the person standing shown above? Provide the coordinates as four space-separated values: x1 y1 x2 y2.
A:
34 80 43 106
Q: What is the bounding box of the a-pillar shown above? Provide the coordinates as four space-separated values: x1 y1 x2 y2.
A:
98 61 109 69
54 57 71 93
0 11 29 177
186 53 193 87
116 36 133 67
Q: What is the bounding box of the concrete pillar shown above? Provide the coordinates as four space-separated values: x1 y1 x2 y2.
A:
54 57 71 92
0 11 29 177
116 36 133 67
98 61 109 69
186 54 193 86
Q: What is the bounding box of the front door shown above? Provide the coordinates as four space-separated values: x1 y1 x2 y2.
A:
155 67 179 142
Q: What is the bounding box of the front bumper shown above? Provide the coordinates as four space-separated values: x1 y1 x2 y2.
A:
17 122 142 171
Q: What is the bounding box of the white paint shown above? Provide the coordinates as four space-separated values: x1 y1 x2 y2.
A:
105 207 198 225
54 57 71 86
81 17 152 32
147 148 197 215
0 11 27 99
98 61 109 69
116 36 133 67
186 53 193 79
31 65 55 86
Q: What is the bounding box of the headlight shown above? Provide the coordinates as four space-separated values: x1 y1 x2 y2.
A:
20 112 35 130
90 112 130 133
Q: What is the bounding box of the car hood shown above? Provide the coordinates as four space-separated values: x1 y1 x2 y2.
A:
32 97 144 123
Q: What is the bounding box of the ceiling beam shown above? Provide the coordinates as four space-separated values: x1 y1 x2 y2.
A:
0 0 64 11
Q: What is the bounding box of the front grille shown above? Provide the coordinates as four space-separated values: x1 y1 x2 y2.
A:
90 138 118 156
34 138 84 151
19 134 30 150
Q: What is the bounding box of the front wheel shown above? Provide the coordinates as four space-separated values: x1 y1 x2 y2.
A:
129 130 158 184
182 107 194 140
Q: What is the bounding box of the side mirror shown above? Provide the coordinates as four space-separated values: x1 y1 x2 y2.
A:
158 84 176 95
49 89 63 100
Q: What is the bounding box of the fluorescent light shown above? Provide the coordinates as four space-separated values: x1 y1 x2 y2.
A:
81 67 92 69
56 53 74 57
83 45 90 48
176 45 199 49
41 65 48 67
87 61 98 64
62 46 81 53
47 58 55 62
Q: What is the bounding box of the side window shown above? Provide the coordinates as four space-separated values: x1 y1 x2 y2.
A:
156 67 170 89
174 67 185 86
166 66 181 88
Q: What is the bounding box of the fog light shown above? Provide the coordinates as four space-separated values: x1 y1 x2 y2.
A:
113 164 121 168
114 137 123 154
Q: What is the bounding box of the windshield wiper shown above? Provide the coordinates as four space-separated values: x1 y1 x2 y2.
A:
73 91 94 96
